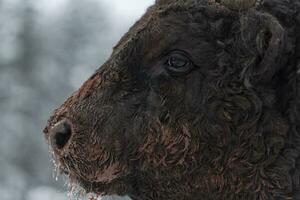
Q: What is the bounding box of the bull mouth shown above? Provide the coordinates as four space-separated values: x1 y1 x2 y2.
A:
50 151 129 197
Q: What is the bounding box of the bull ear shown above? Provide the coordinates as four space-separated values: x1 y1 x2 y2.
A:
240 12 290 86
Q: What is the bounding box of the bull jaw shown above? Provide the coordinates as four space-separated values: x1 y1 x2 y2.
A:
65 162 129 197
86 162 124 183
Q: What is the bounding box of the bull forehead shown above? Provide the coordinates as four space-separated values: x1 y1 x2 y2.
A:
107 2 231 74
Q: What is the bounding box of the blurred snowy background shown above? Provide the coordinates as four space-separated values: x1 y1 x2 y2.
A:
0 0 154 199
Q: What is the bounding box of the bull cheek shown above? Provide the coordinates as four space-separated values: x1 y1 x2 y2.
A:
83 162 125 183
140 122 194 168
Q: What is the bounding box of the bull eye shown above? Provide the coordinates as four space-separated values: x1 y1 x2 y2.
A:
165 51 194 75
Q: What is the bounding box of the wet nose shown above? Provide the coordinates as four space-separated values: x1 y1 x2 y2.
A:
49 120 72 150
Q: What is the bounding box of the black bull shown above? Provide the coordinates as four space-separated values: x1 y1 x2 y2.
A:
44 0 300 199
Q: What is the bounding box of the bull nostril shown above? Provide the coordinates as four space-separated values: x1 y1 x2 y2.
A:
50 120 72 150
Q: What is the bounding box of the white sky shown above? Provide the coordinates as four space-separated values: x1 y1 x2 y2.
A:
35 0 154 18
34 0 68 15
102 0 154 19
102 0 155 38
34 0 155 36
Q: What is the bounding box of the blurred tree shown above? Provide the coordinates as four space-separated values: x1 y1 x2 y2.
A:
17 0 38 77
61 0 110 90
63 0 108 64
8 0 49 186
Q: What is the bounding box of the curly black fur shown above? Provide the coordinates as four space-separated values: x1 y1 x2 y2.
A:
44 0 300 199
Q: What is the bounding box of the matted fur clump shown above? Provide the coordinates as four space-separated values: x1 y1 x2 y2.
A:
44 0 300 199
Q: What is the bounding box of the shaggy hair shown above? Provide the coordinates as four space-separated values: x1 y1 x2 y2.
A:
44 0 300 199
